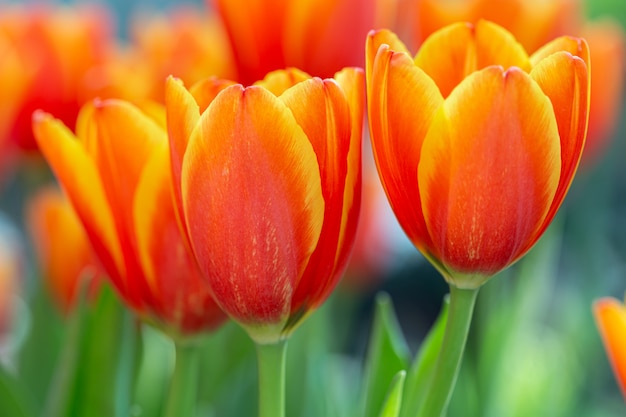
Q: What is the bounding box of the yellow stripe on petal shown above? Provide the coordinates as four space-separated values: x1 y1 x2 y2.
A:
32 111 124 290
594 297 626 398
181 84 324 327
418 66 560 284
132 141 172 294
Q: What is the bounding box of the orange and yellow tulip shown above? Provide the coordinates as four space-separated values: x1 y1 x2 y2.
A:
165 67 364 343
594 297 626 398
366 21 589 288
32 99 226 337
1 4 115 152
0 229 21 338
27 187 101 314
212 0 391 84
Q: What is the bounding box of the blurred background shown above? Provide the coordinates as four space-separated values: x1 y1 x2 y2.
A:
0 0 625 416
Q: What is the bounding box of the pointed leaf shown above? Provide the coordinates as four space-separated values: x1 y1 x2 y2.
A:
361 293 411 417
378 371 406 417
400 296 449 417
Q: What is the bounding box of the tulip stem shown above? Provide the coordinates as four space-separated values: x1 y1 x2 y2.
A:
256 339 288 417
416 285 479 417
164 341 199 417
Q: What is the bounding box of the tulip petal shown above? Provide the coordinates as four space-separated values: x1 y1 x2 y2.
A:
182 84 324 329
133 142 225 333
418 67 560 285
188 77 237 113
254 68 312 96
32 111 124 294
365 29 411 101
89 100 167 301
530 35 589 67
279 76 355 320
594 297 626 398
529 49 588 246
415 20 531 98
165 76 203 234
367 42 443 252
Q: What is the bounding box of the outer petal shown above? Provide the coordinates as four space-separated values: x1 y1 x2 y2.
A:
594 297 626 398
367 40 443 253
182 84 324 341
418 67 561 287
88 100 167 302
133 141 226 334
528 47 589 249
278 76 356 326
32 111 124 295
415 20 531 98
365 29 411 103
165 76 202 237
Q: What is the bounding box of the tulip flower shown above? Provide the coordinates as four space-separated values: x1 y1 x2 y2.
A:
32 100 226 337
212 0 390 83
166 67 363 417
33 98 229 416
1 4 115 152
594 297 626 399
366 20 589 417
26 187 101 314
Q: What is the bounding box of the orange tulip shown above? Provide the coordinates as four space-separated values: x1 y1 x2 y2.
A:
366 21 589 288
212 0 391 84
32 99 226 337
26 187 101 314
165 67 364 343
411 0 581 53
594 297 626 398
1 4 115 152
580 21 625 165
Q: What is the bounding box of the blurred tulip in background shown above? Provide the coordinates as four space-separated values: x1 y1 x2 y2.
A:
32 100 225 337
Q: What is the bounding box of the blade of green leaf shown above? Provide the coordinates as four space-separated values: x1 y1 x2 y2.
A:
44 283 140 417
399 295 449 417
361 292 411 417
0 364 36 417
378 370 406 417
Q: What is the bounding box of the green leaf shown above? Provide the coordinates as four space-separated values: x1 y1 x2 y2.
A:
361 292 411 417
400 295 449 417
378 371 406 417
44 284 140 417
0 364 36 417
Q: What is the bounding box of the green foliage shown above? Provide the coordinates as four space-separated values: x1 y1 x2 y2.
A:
360 293 411 417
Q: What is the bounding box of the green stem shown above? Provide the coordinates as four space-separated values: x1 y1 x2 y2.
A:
256 339 288 417
416 285 479 417
164 342 199 417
